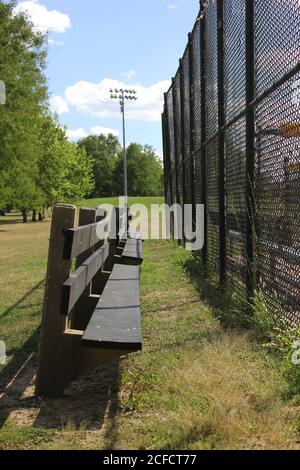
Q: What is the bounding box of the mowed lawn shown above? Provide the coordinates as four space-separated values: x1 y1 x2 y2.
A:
0 197 299 449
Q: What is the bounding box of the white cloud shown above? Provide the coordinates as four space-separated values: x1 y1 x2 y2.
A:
91 126 119 137
50 95 69 115
14 0 71 34
122 70 136 80
48 39 64 46
167 4 177 8
66 126 119 141
63 77 170 122
156 150 164 161
66 128 87 140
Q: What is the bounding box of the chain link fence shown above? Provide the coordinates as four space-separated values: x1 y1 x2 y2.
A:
162 0 300 323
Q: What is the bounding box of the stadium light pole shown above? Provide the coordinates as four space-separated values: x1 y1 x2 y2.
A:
110 88 138 212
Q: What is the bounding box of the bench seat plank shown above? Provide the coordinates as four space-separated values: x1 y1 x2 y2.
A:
81 264 142 351
122 238 142 245
120 231 144 242
121 238 143 263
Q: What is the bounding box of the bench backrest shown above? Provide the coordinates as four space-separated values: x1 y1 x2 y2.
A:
59 205 129 318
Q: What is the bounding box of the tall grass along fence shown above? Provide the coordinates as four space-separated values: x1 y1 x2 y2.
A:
162 0 300 324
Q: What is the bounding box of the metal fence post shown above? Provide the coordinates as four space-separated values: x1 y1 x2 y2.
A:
188 32 196 231
162 101 174 239
217 0 226 286
172 77 182 246
245 0 256 304
200 11 207 267
162 108 168 203
180 58 187 247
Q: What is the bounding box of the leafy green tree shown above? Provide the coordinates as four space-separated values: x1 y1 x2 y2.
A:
77 134 120 197
114 143 164 196
0 0 47 216
59 139 95 203
0 4 94 220
38 115 94 207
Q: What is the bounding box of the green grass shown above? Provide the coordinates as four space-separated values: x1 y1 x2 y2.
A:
0 422 56 450
0 198 299 449
79 196 164 210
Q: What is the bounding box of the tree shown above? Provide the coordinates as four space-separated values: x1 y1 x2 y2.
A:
0 4 94 221
78 134 120 197
38 115 95 207
114 143 164 196
0 0 47 215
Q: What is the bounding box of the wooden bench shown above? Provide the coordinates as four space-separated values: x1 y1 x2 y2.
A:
82 263 141 351
35 203 143 398
120 238 143 265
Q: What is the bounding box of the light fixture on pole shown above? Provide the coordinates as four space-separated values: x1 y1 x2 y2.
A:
109 88 138 222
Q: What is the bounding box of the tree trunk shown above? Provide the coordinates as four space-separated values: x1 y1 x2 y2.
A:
22 210 28 223
38 211 44 221
32 210 37 222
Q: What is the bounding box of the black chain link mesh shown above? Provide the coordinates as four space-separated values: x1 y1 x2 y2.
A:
255 0 300 97
166 88 176 206
206 137 219 274
205 0 218 139
255 75 300 322
224 0 246 122
255 0 300 322
205 1 219 272
225 118 247 292
162 110 172 207
162 0 300 324
224 0 247 294
182 48 193 206
174 70 183 208
190 20 202 207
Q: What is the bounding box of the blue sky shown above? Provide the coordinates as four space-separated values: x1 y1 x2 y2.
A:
15 0 200 157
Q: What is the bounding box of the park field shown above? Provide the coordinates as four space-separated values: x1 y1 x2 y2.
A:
0 197 299 449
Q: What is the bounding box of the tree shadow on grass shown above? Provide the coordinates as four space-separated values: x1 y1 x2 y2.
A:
0 280 44 321
0 219 23 226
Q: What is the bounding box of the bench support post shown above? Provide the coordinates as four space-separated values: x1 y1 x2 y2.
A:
35 204 128 398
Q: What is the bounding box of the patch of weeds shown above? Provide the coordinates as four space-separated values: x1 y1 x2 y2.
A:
156 419 222 450
179 249 300 405
251 289 300 399
0 420 56 450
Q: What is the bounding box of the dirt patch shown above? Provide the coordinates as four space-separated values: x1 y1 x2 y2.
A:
1 356 121 433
